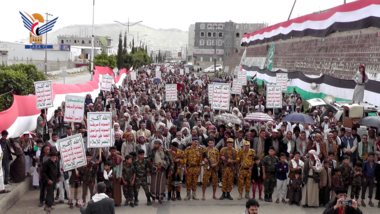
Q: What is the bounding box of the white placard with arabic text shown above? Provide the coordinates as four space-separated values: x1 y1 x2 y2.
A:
238 70 247 86
34 81 53 109
212 83 230 110
58 134 87 172
131 72 137 80
87 112 112 148
165 84 177 101
266 85 283 108
276 73 288 91
100 74 113 91
64 95 85 123
231 79 242 95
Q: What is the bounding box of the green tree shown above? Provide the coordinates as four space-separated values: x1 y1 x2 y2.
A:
123 31 128 55
117 32 123 69
132 38 135 54
0 64 46 111
94 50 116 68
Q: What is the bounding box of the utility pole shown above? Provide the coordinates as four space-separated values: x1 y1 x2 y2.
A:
288 0 297 21
90 0 95 80
214 25 217 73
45 13 53 75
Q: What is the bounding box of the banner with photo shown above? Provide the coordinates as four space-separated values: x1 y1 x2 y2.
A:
64 95 85 123
212 83 230 110
266 85 283 108
100 74 113 91
34 81 53 109
58 134 87 172
87 112 112 148
165 84 178 101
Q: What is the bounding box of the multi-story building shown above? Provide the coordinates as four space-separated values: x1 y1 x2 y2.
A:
192 21 267 68
57 35 113 58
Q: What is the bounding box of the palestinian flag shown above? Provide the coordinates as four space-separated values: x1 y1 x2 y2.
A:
242 0 380 46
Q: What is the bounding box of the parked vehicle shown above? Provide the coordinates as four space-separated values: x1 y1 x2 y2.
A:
204 64 223 73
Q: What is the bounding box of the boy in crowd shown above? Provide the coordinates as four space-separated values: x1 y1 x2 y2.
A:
103 161 113 198
288 170 302 206
79 151 98 204
319 159 331 207
361 152 378 207
340 155 352 189
122 155 136 207
350 161 362 201
275 153 289 204
133 149 152 206
331 167 341 201
251 157 263 200
262 147 279 202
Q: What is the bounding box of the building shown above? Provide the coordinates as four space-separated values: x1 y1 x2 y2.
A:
57 35 113 59
187 24 195 62
192 21 267 69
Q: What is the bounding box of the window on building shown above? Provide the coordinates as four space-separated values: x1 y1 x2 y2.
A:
236 33 240 37
218 40 223 46
207 32 212 37
207 24 212 29
206 40 211 46
74 40 77 43
89 40 91 44
212 32 216 37
61 40 64 44
219 32 223 38
218 24 224 29
199 39 204 46
66 40 68 42
82 40 85 44
200 24 205 29
236 41 240 46
236 25 239 29
211 40 215 46
200 32 205 37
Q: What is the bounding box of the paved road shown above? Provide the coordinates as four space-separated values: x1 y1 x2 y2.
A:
5 185 376 214
50 72 91 85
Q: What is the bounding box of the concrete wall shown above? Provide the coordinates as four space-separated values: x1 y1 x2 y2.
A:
234 27 380 79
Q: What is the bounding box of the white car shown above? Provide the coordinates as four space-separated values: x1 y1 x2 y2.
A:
204 64 223 73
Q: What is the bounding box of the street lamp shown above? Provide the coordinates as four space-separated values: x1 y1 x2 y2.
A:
114 19 143 33
44 13 53 75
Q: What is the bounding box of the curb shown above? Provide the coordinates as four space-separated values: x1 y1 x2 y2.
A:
0 177 31 212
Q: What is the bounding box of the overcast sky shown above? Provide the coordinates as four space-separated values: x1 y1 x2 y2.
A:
1 0 356 43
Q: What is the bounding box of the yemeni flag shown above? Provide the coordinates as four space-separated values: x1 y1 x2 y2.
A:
241 0 380 46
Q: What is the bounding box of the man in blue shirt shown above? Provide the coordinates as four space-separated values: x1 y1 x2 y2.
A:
361 152 378 207
275 153 289 204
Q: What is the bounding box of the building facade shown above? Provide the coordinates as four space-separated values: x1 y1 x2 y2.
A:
192 21 267 68
57 35 113 56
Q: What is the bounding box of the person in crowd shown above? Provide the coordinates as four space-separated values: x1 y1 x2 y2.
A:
184 137 202 201
79 182 115 214
342 129 358 166
0 139 10 194
287 170 302 206
340 155 352 189
262 147 278 202
251 157 263 201
168 142 184 201
121 155 135 207
107 146 123 207
331 167 341 202
361 152 378 207
237 141 255 200
243 198 259 214
219 138 238 200
350 161 363 203
9 138 25 183
352 64 368 103
275 153 289 204
103 161 113 198
319 159 332 207
323 186 363 214
1 130 12 185
301 149 322 208
41 151 60 214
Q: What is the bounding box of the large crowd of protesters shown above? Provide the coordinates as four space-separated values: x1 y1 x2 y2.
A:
0 63 379 214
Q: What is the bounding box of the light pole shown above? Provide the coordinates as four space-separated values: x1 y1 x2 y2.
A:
115 20 143 53
44 13 53 75
90 0 95 80
213 25 217 73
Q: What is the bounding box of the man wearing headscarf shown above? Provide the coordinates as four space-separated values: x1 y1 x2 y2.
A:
301 149 323 207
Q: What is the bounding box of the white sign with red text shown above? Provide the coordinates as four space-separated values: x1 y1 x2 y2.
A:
266 85 282 108
212 83 230 110
64 95 85 123
165 84 177 101
276 73 288 91
87 112 112 148
100 74 113 91
34 80 53 109
58 134 87 172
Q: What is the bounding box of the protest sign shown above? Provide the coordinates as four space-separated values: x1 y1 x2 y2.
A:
180 69 184 75
208 83 214 104
34 80 53 109
238 70 247 86
212 83 230 110
87 112 112 148
165 84 177 101
58 134 87 172
147 70 151 75
224 66 229 73
156 70 161 79
131 71 137 80
231 79 242 95
64 95 85 123
276 73 288 91
185 67 189 73
100 74 113 91
155 66 160 72
266 85 282 108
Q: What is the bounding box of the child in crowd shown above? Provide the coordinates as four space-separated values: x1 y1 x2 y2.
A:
327 151 337 170
340 155 352 189
133 149 152 206
275 153 289 204
38 145 50 207
32 139 43 190
350 161 362 201
288 170 302 206
331 167 341 201
251 157 263 200
122 155 136 207
103 161 113 198
319 159 331 207
361 152 378 207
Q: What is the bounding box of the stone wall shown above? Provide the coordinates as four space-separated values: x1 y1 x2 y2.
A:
235 27 380 80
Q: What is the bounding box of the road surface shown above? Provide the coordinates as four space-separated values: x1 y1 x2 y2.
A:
49 72 91 85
